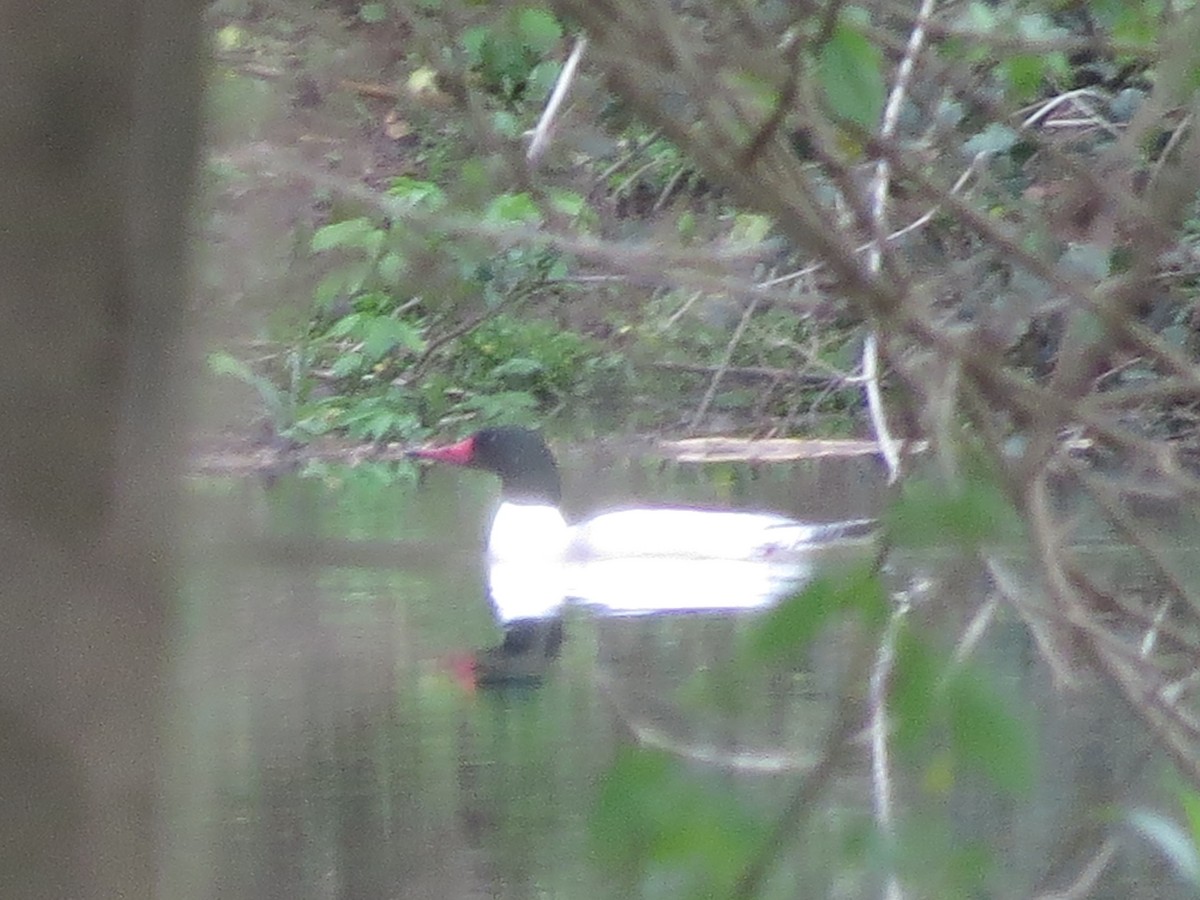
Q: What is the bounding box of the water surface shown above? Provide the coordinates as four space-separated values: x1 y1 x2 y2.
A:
165 448 1186 898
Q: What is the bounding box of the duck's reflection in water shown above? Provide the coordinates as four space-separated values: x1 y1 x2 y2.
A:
463 540 872 690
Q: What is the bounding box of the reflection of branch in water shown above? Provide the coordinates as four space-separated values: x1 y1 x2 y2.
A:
1032 836 1118 900
731 633 878 900
592 666 819 774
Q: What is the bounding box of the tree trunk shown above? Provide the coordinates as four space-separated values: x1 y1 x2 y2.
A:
0 2 203 897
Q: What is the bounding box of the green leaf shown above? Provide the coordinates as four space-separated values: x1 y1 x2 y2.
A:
525 59 562 102
962 1 997 33
819 24 885 130
328 311 365 339
891 626 943 748
726 69 778 118
590 746 764 893
1016 12 1067 42
387 176 446 208
363 317 425 360
315 271 348 309
292 410 335 437
1102 2 1158 47
460 391 538 423
491 109 523 138
396 320 426 352
329 351 365 379
215 24 246 52
358 2 387 23
945 668 1033 793
1180 789 1200 852
311 217 379 253
363 412 398 442
547 256 569 279
377 251 405 285
490 357 544 379
729 213 773 246
459 25 489 66
206 352 286 425
342 261 373 298
962 123 1018 157
485 192 541 224
207 350 256 382
592 747 675 860
886 475 1019 550
516 7 562 53
546 188 586 219
1000 54 1047 100
747 563 886 664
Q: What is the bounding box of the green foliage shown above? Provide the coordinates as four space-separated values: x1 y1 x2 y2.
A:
819 23 886 130
892 626 1035 793
310 390 423 443
746 562 887 665
266 174 617 438
948 3 1071 101
455 315 620 405
461 7 564 105
209 172 626 443
589 557 1035 896
208 349 306 439
886 469 1023 550
591 747 768 897
357 2 387 25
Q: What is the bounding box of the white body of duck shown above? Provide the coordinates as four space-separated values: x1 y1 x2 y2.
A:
489 501 851 561
411 427 874 622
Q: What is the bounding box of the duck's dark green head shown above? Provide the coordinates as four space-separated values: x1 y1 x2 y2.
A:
409 426 562 504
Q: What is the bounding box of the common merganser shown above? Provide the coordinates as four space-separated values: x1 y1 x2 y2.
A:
410 428 874 622
409 426 875 564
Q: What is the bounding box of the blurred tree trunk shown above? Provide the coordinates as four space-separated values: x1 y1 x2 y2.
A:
0 2 203 898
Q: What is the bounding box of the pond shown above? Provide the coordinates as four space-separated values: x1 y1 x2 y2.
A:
164 444 1187 899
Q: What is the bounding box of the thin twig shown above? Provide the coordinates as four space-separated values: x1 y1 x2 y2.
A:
1019 88 1111 129
953 594 999 665
1148 110 1195 189
1074 466 1197 602
594 128 661 185
1141 597 1173 657
862 4 936 894
652 163 691 212
662 290 704 329
869 606 908 900
740 27 806 166
526 36 588 165
1033 838 1119 900
689 293 762 432
862 332 899 480
758 154 985 290
861 0 937 488
651 360 849 386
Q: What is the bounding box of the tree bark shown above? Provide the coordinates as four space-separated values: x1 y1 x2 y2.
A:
0 2 204 897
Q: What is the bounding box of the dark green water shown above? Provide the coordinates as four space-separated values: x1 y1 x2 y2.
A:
163 450 1188 899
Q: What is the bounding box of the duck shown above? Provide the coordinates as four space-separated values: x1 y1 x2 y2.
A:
409 426 874 560
409 427 875 622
